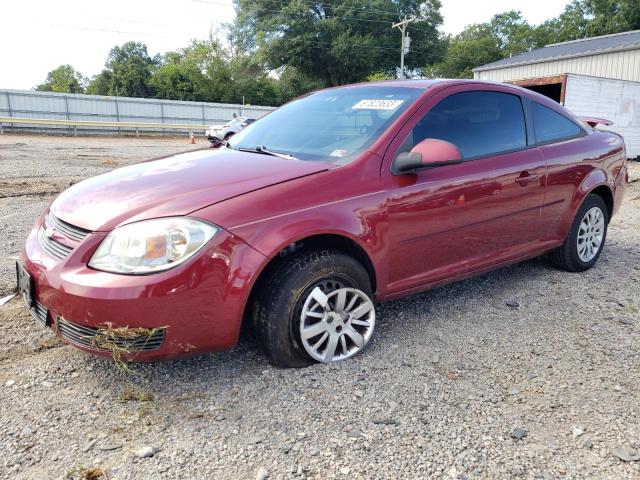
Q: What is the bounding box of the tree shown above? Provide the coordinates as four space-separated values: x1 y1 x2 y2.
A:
105 42 158 97
224 54 280 105
276 66 324 103
433 1 640 79
36 65 86 93
542 0 640 43
233 0 445 86
431 11 542 78
85 70 112 96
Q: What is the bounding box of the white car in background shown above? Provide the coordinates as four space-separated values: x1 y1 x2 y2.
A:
205 117 256 146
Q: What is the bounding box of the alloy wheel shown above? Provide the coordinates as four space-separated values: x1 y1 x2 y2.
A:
577 206 605 262
299 286 375 363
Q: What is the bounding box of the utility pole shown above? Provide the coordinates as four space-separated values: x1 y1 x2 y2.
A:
392 18 415 79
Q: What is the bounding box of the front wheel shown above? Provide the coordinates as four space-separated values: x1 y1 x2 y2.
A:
252 250 375 367
550 194 609 272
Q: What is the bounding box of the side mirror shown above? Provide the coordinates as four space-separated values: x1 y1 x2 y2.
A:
392 138 463 175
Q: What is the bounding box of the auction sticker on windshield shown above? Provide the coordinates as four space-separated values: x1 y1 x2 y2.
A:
352 99 404 110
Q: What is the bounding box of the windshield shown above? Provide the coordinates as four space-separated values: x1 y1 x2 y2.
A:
228 86 423 163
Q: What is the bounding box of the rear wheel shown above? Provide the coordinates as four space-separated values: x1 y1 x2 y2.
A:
550 194 608 272
253 250 375 367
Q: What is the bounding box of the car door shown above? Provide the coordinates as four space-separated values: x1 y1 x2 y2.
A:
382 85 547 295
526 100 593 241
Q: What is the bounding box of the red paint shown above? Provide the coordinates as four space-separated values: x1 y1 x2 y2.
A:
21 80 628 360
52 149 330 232
412 138 462 165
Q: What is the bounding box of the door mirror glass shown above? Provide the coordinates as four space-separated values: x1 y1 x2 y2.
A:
393 138 462 175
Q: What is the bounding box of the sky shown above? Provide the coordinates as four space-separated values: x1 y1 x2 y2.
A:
0 0 571 90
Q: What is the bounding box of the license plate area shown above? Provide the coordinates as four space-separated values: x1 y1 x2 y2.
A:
16 262 49 327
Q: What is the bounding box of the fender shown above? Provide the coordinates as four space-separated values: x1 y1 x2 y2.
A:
235 214 383 296
558 168 612 239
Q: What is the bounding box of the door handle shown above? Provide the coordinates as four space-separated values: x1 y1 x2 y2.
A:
515 174 539 186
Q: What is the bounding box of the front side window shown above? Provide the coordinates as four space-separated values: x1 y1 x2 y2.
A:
532 102 583 144
229 86 424 163
401 91 527 160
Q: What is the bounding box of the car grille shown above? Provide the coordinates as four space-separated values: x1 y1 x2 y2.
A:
47 212 90 242
24 299 49 327
37 227 73 260
32 300 49 326
56 317 165 353
37 213 91 261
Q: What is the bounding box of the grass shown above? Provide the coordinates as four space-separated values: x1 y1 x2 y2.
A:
65 466 106 480
88 323 169 412
90 323 164 374
36 336 65 352
172 392 208 402
118 386 154 402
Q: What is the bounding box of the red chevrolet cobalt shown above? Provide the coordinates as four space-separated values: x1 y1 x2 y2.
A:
19 80 628 367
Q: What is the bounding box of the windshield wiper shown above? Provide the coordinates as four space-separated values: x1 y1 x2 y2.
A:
233 145 298 160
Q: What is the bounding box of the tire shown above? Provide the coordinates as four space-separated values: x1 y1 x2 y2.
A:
549 194 609 272
252 249 374 368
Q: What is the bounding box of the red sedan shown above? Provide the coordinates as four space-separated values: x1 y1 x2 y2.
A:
19 80 628 367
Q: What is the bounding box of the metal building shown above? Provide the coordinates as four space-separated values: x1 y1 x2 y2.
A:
473 30 640 86
473 30 640 158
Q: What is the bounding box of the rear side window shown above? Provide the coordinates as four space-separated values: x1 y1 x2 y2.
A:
408 91 527 160
532 102 583 144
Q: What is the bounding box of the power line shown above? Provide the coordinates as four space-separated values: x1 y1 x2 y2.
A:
242 0 439 33
303 40 441 59
78 14 169 27
49 24 169 38
260 0 404 18
194 0 408 18
194 0 429 26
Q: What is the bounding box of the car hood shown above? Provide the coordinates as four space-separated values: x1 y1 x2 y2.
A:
51 148 330 232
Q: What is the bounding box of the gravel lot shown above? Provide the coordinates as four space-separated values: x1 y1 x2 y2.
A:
0 134 639 480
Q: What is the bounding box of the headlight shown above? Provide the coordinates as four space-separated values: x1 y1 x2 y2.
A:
89 217 218 274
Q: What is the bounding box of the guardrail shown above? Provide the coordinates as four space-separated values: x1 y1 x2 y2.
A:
0 117 209 137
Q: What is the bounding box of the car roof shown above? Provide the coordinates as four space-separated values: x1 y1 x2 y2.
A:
297 79 571 117
326 78 523 91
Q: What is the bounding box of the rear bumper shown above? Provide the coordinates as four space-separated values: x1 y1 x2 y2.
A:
21 216 266 361
612 163 628 217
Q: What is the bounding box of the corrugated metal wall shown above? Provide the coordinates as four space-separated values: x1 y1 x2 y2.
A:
564 74 640 158
474 49 640 83
0 89 275 134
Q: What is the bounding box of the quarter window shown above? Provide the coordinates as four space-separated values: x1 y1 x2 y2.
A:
531 102 583 144
405 91 527 160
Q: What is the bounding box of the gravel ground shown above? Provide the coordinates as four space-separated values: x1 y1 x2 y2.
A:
0 134 639 480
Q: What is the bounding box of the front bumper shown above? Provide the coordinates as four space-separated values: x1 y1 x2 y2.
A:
206 130 222 142
21 212 267 361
